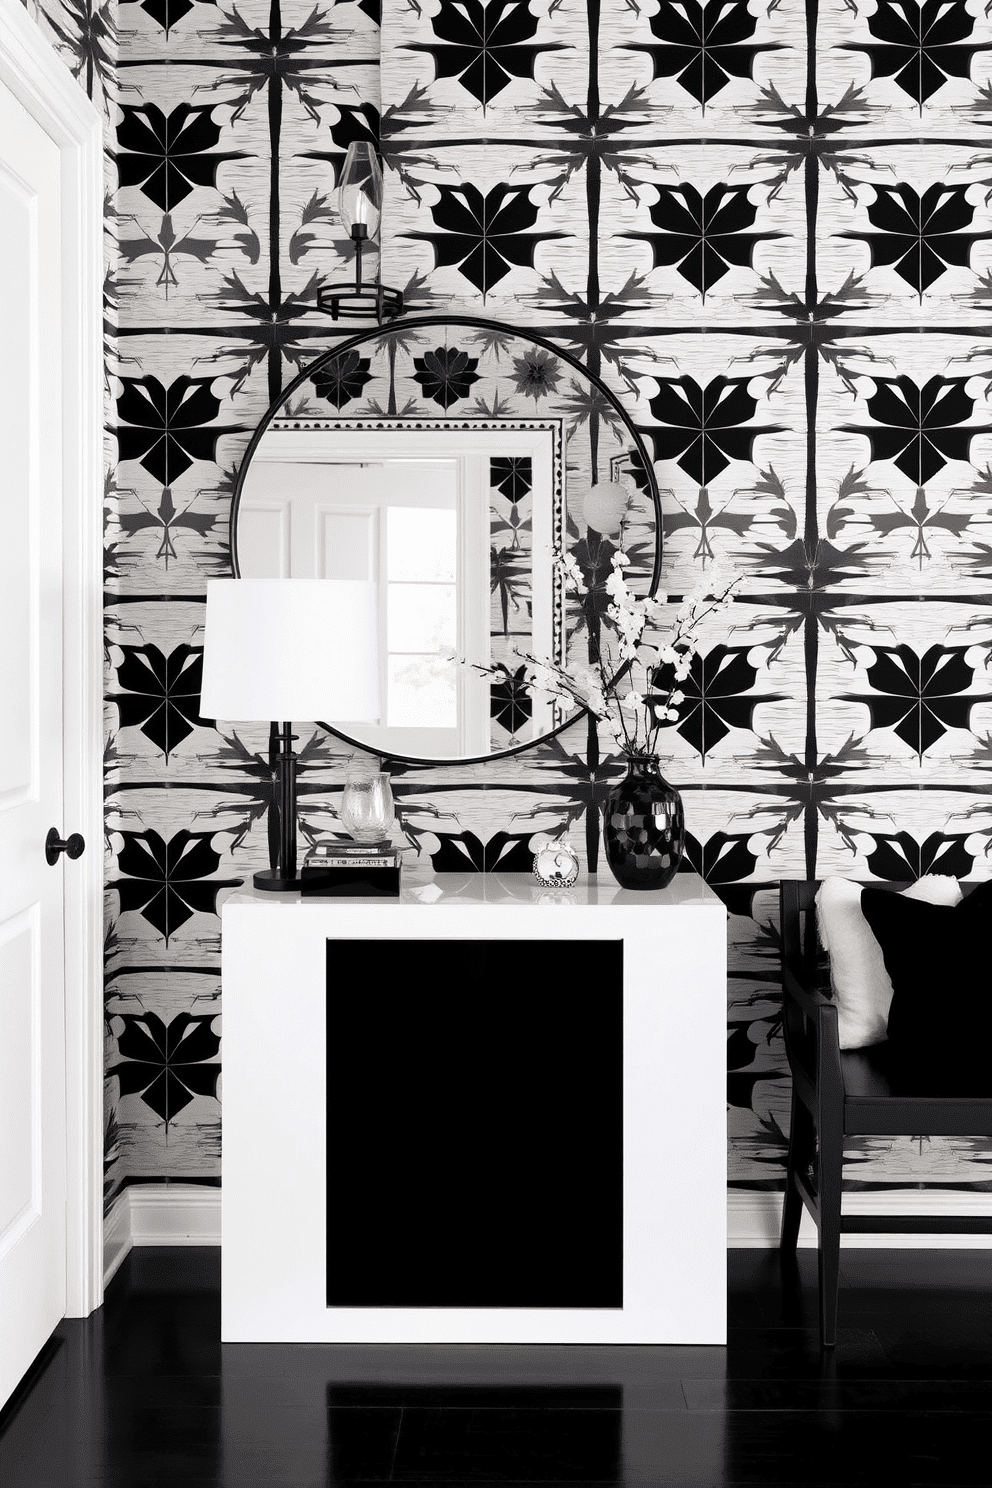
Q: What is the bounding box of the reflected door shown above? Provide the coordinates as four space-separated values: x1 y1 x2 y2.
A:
0 72 68 1406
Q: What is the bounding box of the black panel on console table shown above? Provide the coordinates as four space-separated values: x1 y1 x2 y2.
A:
325 939 623 1309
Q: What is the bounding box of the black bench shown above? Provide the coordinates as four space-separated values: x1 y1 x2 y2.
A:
779 879 992 1347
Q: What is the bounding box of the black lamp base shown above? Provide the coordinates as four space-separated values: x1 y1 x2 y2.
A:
252 868 302 893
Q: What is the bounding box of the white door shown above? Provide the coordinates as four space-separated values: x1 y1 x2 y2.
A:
0 71 69 1408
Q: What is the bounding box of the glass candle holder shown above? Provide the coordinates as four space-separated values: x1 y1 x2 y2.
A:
532 841 580 888
340 769 394 843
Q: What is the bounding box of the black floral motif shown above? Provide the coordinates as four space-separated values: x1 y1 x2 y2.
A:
864 830 975 881
508 348 563 401
109 1013 220 1127
116 375 243 485
118 486 219 566
839 376 988 485
109 644 206 760
727 1020 780 1109
412 346 481 408
827 484 973 566
119 211 222 294
840 644 992 757
308 102 380 174
310 353 374 408
625 0 783 106
653 646 785 759
645 376 784 485
206 192 260 263
491 544 529 633
120 0 200 38
842 184 992 295
405 183 565 296
842 0 992 107
683 829 758 886
624 183 782 296
681 831 762 915
288 190 335 264
405 0 566 107
117 103 245 212
46 0 116 100
489 664 533 735
429 829 535 872
490 456 533 503
110 829 242 943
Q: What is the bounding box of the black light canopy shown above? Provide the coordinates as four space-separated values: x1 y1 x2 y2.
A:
317 142 403 323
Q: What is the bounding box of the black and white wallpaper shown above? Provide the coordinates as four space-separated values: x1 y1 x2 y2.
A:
23 0 992 1208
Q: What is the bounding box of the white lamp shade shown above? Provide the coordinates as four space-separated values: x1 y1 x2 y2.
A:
200 580 380 722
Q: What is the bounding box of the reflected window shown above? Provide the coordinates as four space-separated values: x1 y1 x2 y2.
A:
386 507 458 729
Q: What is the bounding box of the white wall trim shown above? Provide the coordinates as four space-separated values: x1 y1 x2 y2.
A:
102 1186 992 1289
103 1186 222 1284
102 1192 132 1289
729 1189 992 1249
0 0 105 1319
130 1186 222 1246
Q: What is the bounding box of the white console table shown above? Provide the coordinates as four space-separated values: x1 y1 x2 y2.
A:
221 871 727 1344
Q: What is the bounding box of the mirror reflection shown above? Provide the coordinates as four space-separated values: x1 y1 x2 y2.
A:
233 317 660 763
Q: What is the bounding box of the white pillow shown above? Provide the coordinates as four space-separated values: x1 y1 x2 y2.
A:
815 876 963 1049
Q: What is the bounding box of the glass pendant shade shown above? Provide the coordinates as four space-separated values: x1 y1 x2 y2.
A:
316 141 402 320
338 142 383 238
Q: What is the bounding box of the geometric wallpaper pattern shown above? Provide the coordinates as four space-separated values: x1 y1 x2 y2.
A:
23 0 992 1209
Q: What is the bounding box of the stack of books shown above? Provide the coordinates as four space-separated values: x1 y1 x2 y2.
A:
300 840 401 897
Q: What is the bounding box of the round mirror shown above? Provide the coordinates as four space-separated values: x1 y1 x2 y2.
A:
232 315 661 764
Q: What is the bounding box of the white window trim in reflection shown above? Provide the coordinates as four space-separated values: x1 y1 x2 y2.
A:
239 420 564 760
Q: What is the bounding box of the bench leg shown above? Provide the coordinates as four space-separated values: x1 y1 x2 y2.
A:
817 1130 842 1348
780 1093 812 1253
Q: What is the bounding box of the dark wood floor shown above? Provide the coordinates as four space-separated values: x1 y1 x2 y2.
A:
2 1245 992 1486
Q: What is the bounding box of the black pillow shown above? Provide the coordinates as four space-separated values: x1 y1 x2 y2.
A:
860 880 992 1096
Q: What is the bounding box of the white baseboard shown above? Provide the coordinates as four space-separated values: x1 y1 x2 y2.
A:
102 1191 132 1287
729 1189 992 1248
103 1185 222 1285
103 1185 992 1287
129 1184 222 1245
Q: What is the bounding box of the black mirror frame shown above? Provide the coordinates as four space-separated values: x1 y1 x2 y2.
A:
230 314 663 768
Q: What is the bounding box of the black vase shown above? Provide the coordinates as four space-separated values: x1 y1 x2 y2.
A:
602 755 685 891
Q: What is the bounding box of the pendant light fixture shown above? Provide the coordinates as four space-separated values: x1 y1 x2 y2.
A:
317 142 403 322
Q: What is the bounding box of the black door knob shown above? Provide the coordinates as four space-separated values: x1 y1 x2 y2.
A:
45 828 85 866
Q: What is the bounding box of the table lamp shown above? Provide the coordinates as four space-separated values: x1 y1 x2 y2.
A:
200 579 380 892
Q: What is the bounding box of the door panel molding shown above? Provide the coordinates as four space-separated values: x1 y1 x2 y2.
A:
0 0 104 1319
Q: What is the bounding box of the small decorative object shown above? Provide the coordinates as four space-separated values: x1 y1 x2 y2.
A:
571 477 630 536
603 755 684 891
533 840 580 888
301 841 400 897
340 762 395 844
317 142 403 322
468 541 741 892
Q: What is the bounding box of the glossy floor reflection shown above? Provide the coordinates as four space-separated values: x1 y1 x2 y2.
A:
2 1246 992 1485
